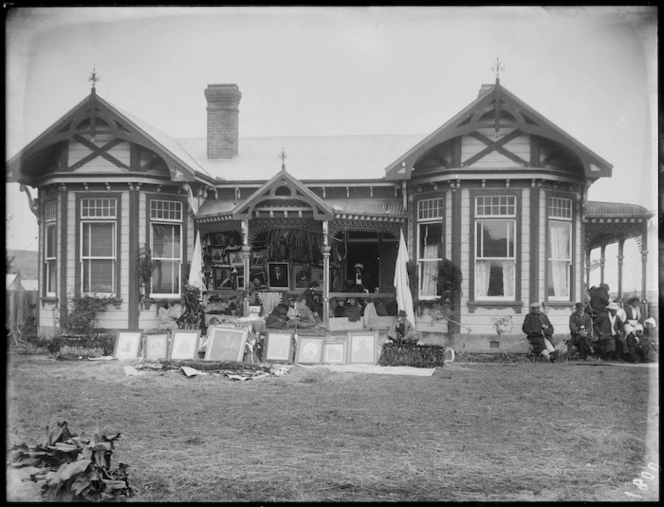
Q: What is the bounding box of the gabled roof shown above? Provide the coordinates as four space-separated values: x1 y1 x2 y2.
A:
7 90 211 186
384 80 613 180
231 168 334 221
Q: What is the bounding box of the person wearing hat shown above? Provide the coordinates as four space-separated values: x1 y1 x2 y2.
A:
625 297 642 327
568 302 594 360
386 309 419 345
641 317 658 362
624 323 646 363
588 283 611 318
522 302 558 362
593 301 624 360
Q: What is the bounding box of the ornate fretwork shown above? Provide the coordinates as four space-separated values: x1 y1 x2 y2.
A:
329 220 400 239
248 218 321 243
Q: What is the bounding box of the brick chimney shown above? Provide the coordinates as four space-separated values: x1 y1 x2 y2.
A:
205 84 241 159
478 83 494 97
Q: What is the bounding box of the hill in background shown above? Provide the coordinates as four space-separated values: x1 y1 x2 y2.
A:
6 249 38 280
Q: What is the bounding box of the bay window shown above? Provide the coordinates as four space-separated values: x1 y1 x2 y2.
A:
417 197 443 299
547 197 572 299
80 198 116 295
150 200 182 297
474 195 516 299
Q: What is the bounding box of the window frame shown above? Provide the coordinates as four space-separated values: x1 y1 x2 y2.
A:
416 196 444 300
75 193 122 298
469 189 522 304
545 194 575 302
43 200 58 297
147 196 186 299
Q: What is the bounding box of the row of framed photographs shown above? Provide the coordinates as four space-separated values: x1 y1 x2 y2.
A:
113 327 252 363
265 330 379 365
114 328 380 365
211 262 324 292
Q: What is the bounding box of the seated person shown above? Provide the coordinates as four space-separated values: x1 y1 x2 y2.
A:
641 317 658 362
386 310 420 345
624 324 646 363
568 302 594 360
333 298 347 318
593 302 624 360
300 281 322 317
264 297 291 329
287 297 319 329
522 302 558 362
157 301 180 332
342 297 363 322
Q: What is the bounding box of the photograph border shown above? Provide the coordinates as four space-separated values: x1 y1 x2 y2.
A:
168 329 201 360
113 329 143 360
267 262 290 291
204 326 249 362
143 331 169 360
347 331 378 364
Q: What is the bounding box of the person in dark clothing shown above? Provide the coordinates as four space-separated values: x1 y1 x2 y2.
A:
593 301 624 360
300 281 322 317
386 310 419 344
624 324 646 363
522 302 558 361
589 283 610 318
568 302 594 360
342 297 363 322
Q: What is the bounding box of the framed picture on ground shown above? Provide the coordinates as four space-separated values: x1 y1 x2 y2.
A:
144 331 169 360
268 262 290 290
265 331 294 362
348 331 378 364
323 340 348 364
295 336 324 364
169 329 201 360
205 327 249 362
113 330 143 360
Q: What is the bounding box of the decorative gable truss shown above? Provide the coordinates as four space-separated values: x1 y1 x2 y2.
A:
384 81 613 181
7 92 197 186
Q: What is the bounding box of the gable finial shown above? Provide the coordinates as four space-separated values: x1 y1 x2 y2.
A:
491 56 504 83
280 144 287 172
88 66 100 94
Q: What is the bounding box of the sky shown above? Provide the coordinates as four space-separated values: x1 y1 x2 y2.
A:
4 6 658 291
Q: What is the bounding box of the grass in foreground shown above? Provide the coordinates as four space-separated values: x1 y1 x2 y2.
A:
6 354 659 502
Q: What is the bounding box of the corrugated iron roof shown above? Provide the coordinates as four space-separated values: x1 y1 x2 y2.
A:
586 201 653 218
198 199 236 217
326 198 404 216
177 135 424 182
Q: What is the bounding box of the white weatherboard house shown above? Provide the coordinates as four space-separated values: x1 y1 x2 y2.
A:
7 76 653 351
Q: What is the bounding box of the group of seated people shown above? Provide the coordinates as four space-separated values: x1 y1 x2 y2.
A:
576 295 658 362
523 295 658 363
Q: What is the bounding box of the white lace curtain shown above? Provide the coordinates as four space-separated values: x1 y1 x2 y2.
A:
420 244 439 297
549 222 570 297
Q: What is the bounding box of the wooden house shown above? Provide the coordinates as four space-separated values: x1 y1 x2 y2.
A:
7 78 652 351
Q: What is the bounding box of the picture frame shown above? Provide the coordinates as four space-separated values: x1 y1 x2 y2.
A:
251 249 266 266
268 262 290 291
144 331 169 360
228 248 244 266
236 275 245 291
294 265 313 289
249 270 266 290
113 330 142 360
295 336 324 364
169 329 201 360
214 266 234 290
210 247 226 264
265 331 294 362
323 340 348 364
204 327 249 362
348 331 378 364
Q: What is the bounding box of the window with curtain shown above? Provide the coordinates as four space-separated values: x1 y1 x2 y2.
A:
547 197 572 299
417 197 443 299
44 201 57 296
150 200 182 297
474 195 516 299
80 198 117 295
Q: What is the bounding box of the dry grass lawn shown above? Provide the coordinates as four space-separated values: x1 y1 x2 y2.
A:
5 353 660 502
